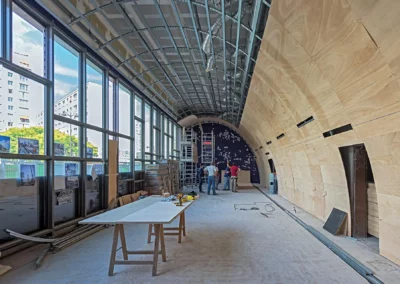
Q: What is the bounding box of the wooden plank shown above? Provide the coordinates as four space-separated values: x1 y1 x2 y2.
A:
108 140 118 204
368 217 379 238
368 202 379 218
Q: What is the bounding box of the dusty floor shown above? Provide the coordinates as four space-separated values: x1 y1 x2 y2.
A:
261 189 400 284
1 189 368 284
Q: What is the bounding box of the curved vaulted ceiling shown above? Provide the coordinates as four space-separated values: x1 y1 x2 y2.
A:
38 0 271 124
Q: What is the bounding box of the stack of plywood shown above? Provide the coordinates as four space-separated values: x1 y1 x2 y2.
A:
144 164 169 195
367 183 379 238
160 159 180 194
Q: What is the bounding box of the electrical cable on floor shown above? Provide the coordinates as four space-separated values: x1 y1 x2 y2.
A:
252 184 384 284
264 202 275 213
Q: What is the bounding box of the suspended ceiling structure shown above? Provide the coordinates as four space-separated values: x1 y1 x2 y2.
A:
38 0 271 125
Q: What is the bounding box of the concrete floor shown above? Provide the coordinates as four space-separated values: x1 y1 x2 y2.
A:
261 189 400 284
1 189 367 284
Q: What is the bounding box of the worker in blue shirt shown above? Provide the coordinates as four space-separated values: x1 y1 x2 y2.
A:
223 161 231 191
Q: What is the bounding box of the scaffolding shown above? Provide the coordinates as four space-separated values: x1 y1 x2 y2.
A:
180 128 198 188
201 131 215 166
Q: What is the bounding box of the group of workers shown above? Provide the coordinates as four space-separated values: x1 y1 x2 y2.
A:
197 160 240 195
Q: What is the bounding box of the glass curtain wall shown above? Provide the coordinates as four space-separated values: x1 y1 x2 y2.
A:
0 1 177 243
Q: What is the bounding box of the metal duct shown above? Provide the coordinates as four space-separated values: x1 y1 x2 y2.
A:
223 71 242 80
206 55 216 72
202 0 244 73
202 19 222 55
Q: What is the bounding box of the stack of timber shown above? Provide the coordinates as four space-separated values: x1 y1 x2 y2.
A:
160 159 180 194
145 160 180 195
145 164 169 195
367 183 379 238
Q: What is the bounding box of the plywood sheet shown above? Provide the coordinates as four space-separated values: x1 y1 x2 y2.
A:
108 140 118 204
239 0 400 263
368 217 379 238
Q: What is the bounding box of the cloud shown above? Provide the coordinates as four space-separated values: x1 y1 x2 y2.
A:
54 62 79 77
55 62 102 83
12 14 44 75
87 73 102 82
54 79 77 101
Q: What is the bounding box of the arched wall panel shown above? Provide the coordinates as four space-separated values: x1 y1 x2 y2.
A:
240 0 400 265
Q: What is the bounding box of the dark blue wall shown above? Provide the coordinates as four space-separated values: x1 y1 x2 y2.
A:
192 123 260 183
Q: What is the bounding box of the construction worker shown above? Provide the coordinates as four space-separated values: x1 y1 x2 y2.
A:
228 161 240 192
204 161 218 195
197 164 205 193
223 161 231 191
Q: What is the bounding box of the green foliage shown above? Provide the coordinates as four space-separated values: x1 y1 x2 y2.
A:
0 126 99 157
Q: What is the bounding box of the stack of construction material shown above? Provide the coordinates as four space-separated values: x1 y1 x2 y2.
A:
145 164 169 195
145 160 180 195
160 159 180 194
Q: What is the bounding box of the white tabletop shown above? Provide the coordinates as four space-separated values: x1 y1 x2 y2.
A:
79 197 193 225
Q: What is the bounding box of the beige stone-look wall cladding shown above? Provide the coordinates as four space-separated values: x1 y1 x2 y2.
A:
239 0 400 265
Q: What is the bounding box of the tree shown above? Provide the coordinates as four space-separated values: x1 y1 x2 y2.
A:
0 126 99 157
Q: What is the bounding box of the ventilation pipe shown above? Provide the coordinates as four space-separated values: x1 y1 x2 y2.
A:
202 0 246 73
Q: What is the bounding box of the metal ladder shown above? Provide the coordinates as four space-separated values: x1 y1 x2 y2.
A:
180 128 197 188
201 131 215 166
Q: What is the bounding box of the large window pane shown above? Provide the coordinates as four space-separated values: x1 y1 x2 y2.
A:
134 161 142 171
86 129 102 158
144 104 151 156
12 4 44 76
173 125 177 151
0 70 44 154
152 128 159 156
153 109 158 127
170 137 173 159
54 161 80 224
119 138 131 173
135 120 142 159
164 118 168 134
164 134 168 159
118 85 130 136
54 120 80 157
0 159 45 241
86 60 103 127
54 36 79 122
135 96 142 118
86 162 104 214
108 78 115 130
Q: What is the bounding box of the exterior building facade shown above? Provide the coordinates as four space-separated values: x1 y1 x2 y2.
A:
0 53 31 132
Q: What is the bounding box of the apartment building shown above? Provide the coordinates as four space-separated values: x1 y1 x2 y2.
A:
0 53 30 132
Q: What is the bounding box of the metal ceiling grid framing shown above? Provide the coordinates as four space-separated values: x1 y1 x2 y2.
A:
37 0 271 125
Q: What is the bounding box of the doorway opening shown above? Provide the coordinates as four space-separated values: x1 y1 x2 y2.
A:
339 144 378 248
268 159 277 194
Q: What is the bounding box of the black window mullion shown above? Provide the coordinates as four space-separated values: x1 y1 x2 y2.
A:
79 50 87 217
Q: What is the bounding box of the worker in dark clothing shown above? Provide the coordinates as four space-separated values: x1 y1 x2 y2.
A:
197 164 205 193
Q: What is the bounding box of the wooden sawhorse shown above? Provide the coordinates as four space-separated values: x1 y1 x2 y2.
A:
147 211 186 243
108 223 166 276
